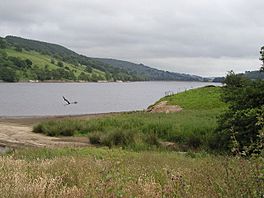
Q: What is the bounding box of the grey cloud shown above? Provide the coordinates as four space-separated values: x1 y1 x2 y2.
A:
0 0 263 76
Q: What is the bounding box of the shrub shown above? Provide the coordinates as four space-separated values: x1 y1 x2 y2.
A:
215 71 264 153
88 132 102 145
144 133 160 146
33 120 75 136
57 61 64 67
101 130 135 148
187 134 202 149
0 67 18 82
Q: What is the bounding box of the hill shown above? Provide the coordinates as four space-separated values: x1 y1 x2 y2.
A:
212 70 264 83
243 70 264 79
0 36 206 82
94 58 205 81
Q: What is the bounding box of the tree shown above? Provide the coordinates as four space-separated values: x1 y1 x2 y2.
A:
57 61 64 67
8 57 27 68
260 46 264 71
78 72 90 81
0 67 18 82
15 45 22 52
213 51 264 155
91 73 98 82
0 38 7 49
85 65 92 73
25 59 32 67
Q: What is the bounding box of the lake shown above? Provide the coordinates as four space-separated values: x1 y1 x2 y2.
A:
0 81 220 116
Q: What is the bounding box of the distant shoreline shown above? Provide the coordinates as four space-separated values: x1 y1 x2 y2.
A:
0 80 217 84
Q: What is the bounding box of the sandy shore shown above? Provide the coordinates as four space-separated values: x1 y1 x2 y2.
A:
0 112 124 149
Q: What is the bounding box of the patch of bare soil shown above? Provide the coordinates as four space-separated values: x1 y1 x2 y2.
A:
0 113 119 149
147 101 182 113
0 110 176 149
0 123 89 148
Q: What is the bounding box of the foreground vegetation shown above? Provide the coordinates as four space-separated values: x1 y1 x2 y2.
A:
1 73 264 197
0 147 262 198
34 86 226 151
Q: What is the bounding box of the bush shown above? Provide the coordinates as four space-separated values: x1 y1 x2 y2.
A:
57 61 64 67
88 132 102 144
144 133 160 146
215 71 264 154
33 120 76 136
101 130 135 148
0 67 18 82
187 134 202 149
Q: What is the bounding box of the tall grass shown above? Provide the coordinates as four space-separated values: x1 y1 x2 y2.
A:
0 147 262 197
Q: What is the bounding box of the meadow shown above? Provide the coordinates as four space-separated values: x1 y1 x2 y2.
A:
34 86 227 151
0 147 262 197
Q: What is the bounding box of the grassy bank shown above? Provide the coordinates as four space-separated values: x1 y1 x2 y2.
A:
0 147 262 198
34 86 227 151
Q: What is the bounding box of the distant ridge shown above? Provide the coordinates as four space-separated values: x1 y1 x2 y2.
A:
93 58 205 81
1 35 207 82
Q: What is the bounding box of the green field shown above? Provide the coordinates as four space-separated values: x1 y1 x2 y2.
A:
34 86 227 151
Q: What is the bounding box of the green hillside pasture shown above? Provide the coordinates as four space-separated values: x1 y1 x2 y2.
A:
5 48 104 79
34 86 227 151
160 86 225 110
0 147 261 197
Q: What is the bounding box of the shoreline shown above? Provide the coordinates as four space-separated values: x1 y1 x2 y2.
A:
0 111 138 126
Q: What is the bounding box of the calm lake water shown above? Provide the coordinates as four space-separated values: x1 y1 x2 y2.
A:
0 81 220 116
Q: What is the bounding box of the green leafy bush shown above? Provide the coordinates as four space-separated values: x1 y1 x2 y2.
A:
214 71 264 154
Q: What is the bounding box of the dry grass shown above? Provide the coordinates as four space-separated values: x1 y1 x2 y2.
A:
0 147 262 198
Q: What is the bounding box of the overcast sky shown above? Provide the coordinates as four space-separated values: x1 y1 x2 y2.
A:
0 0 263 77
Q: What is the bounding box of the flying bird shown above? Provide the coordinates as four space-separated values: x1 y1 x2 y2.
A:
62 96 78 105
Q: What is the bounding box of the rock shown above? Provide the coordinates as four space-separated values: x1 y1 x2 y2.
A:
147 101 182 113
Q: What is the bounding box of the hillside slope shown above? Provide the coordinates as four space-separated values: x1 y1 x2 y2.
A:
94 58 205 81
0 36 206 82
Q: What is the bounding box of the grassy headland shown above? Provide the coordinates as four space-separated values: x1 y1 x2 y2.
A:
34 86 227 151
